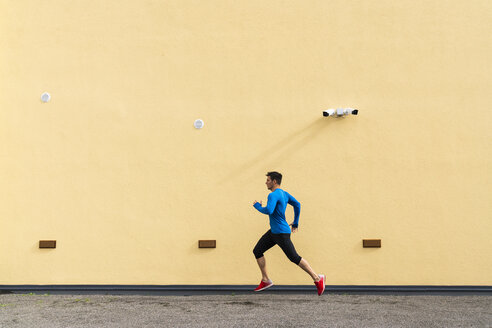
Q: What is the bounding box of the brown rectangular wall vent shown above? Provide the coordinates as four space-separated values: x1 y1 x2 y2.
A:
363 239 381 248
198 240 216 248
39 240 56 248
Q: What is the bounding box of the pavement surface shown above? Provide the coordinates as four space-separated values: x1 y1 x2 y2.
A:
0 293 491 327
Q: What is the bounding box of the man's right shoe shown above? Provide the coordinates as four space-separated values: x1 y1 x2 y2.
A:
254 280 273 292
314 274 325 296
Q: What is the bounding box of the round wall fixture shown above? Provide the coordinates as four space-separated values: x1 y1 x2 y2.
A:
194 119 204 129
41 92 51 103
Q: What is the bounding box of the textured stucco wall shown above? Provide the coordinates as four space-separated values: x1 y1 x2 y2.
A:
1 0 491 285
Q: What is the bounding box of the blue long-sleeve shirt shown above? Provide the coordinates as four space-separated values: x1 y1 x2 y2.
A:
253 188 301 234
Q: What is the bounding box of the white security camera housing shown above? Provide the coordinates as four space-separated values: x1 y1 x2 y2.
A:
323 109 335 117
337 108 345 116
344 108 358 115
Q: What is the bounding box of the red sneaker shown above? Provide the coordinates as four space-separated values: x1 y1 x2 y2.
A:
314 274 325 296
254 280 273 292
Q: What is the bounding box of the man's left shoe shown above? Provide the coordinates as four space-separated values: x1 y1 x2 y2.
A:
254 280 274 292
314 274 325 296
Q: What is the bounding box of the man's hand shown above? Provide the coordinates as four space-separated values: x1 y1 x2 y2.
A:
290 223 298 233
253 200 262 206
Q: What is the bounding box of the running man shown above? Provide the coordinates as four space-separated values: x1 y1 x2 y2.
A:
252 171 325 296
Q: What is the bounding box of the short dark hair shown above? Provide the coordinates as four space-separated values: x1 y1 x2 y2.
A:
266 171 282 185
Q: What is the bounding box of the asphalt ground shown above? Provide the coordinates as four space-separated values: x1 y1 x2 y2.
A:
0 293 491 328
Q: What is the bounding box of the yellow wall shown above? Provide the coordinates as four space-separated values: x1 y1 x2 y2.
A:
1 0 491 285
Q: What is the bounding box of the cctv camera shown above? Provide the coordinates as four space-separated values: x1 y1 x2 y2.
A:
343 108 358 115
323 109 335 117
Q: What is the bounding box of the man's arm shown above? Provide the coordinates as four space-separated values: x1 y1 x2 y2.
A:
253 193 277 215
287 192 301 228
